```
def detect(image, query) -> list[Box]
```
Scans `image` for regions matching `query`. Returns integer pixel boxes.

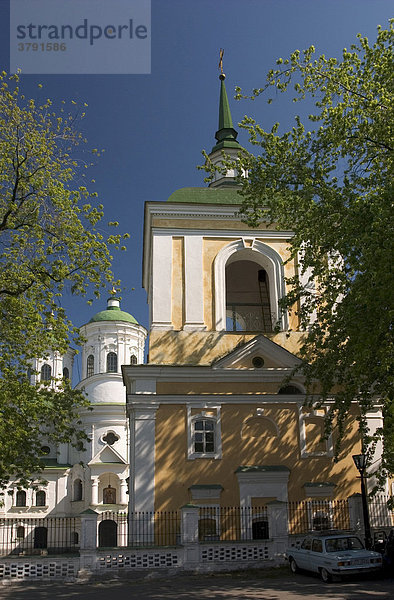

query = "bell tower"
[143,68,301,366]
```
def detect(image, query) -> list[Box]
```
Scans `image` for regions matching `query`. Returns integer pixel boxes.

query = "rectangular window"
[187,407,222,460]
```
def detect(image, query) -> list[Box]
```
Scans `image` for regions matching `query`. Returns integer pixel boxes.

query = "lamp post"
[352,453,372,549]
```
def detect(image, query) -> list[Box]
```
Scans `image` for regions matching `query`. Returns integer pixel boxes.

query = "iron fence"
[198,506,269,542]
[288,496,394,535]
[0,517,80,557]
[288,500,351,534]
[98,511,180,548]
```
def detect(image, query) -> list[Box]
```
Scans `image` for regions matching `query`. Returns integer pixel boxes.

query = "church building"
[121,72,383,517]
[1,72,384,533]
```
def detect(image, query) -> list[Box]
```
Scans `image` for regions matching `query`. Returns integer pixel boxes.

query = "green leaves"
[233,22,393,481]
[0,73,125,488]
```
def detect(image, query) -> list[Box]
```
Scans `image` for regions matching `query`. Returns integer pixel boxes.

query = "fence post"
[79,509,98,574]
[348,493,363,533]
[267,501,288,559]
[180,504,200,569]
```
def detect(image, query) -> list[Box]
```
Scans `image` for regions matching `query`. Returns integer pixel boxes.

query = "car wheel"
[320,567,332,583]
[289,558,299,574]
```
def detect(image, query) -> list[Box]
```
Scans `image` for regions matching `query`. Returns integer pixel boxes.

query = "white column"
[91,476,99,505]
[128,405,158,512]
[119,477,128,505]
[184,236,206,331]
[151,234,173,329]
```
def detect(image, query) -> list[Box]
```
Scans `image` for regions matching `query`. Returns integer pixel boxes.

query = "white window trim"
[214,239,288,332]
[298,406,334,458]
[187,406,222,460]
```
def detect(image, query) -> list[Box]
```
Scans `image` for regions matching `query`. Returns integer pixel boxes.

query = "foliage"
[0,72,127,489]
[213,24,393,479]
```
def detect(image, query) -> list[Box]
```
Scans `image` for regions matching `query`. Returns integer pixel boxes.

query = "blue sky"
[1,0,392,379]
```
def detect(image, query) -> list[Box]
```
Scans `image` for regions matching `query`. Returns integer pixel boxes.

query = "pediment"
[212,335,302,370]
[88,444,127,465]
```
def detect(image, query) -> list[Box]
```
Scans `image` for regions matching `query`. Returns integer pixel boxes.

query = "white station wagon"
[287,533,383,582]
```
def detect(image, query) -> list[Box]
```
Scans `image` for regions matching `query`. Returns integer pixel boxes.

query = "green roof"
[89,305,138,325]
[168,186,243,205]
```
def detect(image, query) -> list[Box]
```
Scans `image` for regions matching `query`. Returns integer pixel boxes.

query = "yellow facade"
[124,188,369,514]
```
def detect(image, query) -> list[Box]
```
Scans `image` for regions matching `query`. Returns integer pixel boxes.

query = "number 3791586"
[18,42,66,51]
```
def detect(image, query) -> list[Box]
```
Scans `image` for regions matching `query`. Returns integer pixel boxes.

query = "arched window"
[106,352,117,373]
[72,531,79,546]
[214,241,288,332]
[16,526,25,539]
[193,419,216,454]
[73,479,83,501]
[130,354,137,365]
[15,490,26,507]
[35,491,46,506]
[87,354,94,377]
[63,367,70,380]
[226,261,272,332]
[40,363,51,382]
[103,485,116,504]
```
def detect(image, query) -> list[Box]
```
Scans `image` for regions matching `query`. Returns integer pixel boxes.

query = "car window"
[325,537,364,552]
[312,539,323,553]
[301,538,312,550]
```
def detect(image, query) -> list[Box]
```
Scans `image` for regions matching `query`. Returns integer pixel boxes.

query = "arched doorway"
[34,526,48,549]
[98,520,117,547]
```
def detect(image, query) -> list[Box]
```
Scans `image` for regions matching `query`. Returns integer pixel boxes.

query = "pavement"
[0,568,393,600]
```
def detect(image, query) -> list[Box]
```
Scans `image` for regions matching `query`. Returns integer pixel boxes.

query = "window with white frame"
[15,490,27,507]
[194,419,215,453]
[35,490,46,506]
[106,352,117,373]
[87,354,94,377]
[40,363,51,382]
[187,407,222,459]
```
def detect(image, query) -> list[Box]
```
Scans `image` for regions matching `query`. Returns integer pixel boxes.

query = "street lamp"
[352,453,372,549]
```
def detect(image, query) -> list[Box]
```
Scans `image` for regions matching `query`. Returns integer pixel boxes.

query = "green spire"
[211,74,241,154]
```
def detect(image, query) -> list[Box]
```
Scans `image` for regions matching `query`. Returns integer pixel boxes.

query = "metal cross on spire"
[218,48,225,80]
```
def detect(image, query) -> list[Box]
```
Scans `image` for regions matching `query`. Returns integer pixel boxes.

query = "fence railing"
[198,506,269,542]
[0,517,80,557]
[1,497,392,555]
[288,500,351,534]
[98,511,181,548]
[288,496,394,535]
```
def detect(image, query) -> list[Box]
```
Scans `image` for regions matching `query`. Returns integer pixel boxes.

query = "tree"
[0,73,127,489]
[217,23,393,482]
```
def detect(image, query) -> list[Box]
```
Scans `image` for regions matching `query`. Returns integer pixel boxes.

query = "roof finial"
[218,48,225,80]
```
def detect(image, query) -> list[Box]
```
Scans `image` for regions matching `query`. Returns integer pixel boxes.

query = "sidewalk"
[0,569,392,600]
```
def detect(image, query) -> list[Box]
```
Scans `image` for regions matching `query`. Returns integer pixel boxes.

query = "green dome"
[89,300,138,325]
